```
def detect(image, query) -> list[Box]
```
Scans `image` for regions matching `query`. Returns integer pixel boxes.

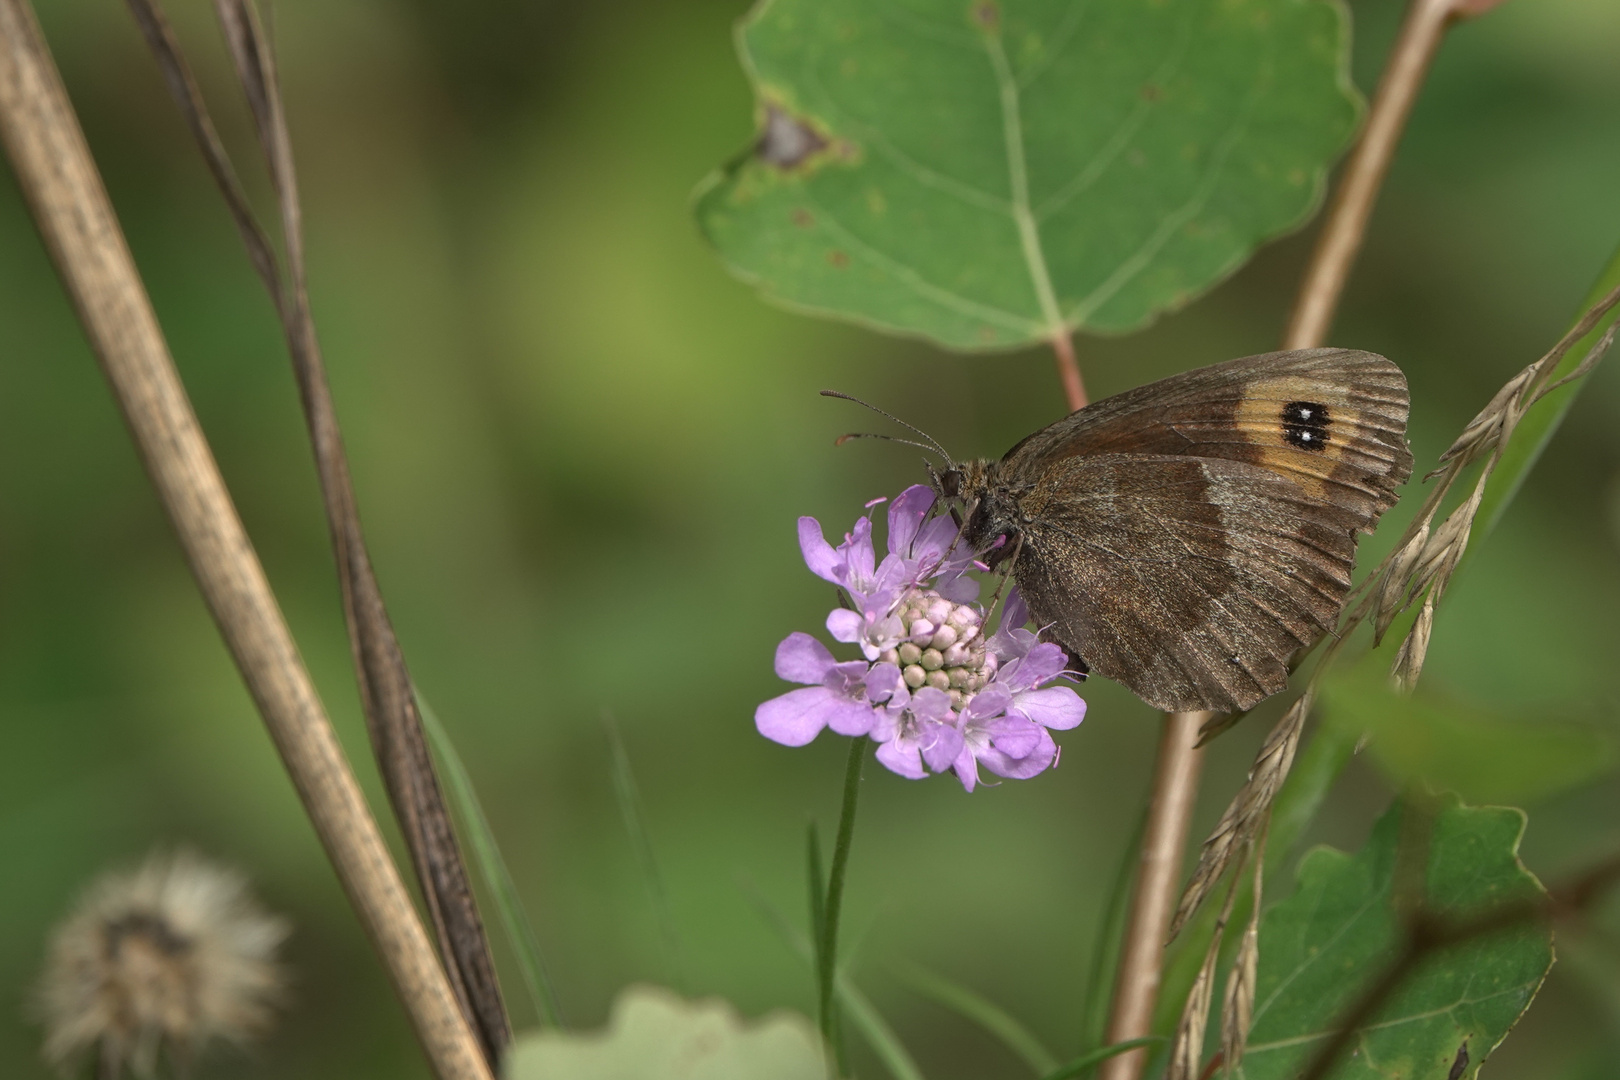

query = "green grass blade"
[807,824,827,973]
[416,693,563,1028]
[836,973,928,1080]
[1476,241,1620,541]
[605,712,685,991]
[889,957,1058,1074]
[742,881,928,1080]
[1035,1037,1163,1080]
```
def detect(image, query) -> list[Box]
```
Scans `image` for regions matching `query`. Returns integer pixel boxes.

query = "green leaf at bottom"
[505,985,824,1080]
[1238,798,1553,1080]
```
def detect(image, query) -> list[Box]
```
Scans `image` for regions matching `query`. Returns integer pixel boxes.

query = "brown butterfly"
[933,348,1412,716]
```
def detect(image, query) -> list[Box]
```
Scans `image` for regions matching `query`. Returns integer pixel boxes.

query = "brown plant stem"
[1284,0,1479,350]
[1052,331,1089,411]
[1098,711,1209,1080]
[0,4,491,1078]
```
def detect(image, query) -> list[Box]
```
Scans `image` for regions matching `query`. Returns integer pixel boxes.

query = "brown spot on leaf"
[791,207,814,228]
[827,250,849,269]
[1447,1042,1470,1080]
[1140,83,1162,102]
[757,105,828,169]
[972,1,1000,29]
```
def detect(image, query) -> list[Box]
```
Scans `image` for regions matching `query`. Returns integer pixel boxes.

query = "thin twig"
[1098,710,1208,1080]
[0,4,491,1078]
[1284,0,1481,350]
[1051,331,1088,411]
[122,0,510,1060]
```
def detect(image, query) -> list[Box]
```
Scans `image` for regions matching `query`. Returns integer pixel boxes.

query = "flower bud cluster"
[877,594,993,707]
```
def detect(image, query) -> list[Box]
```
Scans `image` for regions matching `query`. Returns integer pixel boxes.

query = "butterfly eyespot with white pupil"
[1281,399,1331,452]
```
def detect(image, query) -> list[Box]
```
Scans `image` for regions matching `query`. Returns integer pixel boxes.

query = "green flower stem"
[819,736,870,1061]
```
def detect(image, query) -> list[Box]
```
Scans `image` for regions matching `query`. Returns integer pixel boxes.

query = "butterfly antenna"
[833,432,944,457]
[820,390,953,462]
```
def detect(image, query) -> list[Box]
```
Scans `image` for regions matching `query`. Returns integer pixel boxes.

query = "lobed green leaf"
[1237,798,1553,1080]
[697,0,1361,351]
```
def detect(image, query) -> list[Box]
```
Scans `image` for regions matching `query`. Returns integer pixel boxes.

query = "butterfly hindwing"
[1011,454,1360,714]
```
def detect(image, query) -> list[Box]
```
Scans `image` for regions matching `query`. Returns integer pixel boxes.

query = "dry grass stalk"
[1166,852,1246,1080]
[123,0,510,1060]
[0,3,493,1076]
[1170,696,1305,940]
[1219,825,1267,1077]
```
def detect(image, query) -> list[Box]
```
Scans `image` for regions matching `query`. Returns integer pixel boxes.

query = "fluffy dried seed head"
[34,850,289,1078]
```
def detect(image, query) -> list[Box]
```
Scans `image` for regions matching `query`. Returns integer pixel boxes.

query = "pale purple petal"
[887,485,935,558]
[978,728,1058,780]
[876,737,926,779]
[1017,643,1070,686]
[911,514,960,565]
[935,573,980,603]
[952,746,981,792]
[798,517,843,584]
[1010,686,1087,730]
[822,660,871,698]
[774,632,835,685]
[865,663,904,704]
[920,723,964,773]
[961,685,1011,723]
[910,687,955,724]
[998,641,1069,691]
[985,715,1043,759]
[825,608,863,643]
[1001,588,1030,633]
[844,517,876,588]
[756,687,841,747]
[825,700,879,737]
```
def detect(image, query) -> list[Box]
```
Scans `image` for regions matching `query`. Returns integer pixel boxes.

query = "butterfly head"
[935,458,1024,568]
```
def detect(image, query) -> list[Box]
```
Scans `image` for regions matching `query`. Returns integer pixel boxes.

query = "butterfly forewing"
[980,349,1412,715]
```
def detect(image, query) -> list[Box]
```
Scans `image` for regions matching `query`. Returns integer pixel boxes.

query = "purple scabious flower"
[756,486,1086,791]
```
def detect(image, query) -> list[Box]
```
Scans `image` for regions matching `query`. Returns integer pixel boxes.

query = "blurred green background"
[2,0,1619,1077]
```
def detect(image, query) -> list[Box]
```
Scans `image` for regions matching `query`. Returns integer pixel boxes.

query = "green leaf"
[696,0,1360,350]
[1321,669,1618,806]
[505,985,824,1080]
[1237,798,1553,1080]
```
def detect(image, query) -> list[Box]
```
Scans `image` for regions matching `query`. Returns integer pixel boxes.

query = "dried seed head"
[1167,940,1218,1080]
[34,850,289,1078]
[1373,523,1430,646]
[1220,842,1266,1077]
[1172,698,1305,938]
[1437,365,1534,468]
[1391,596,1436,694]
